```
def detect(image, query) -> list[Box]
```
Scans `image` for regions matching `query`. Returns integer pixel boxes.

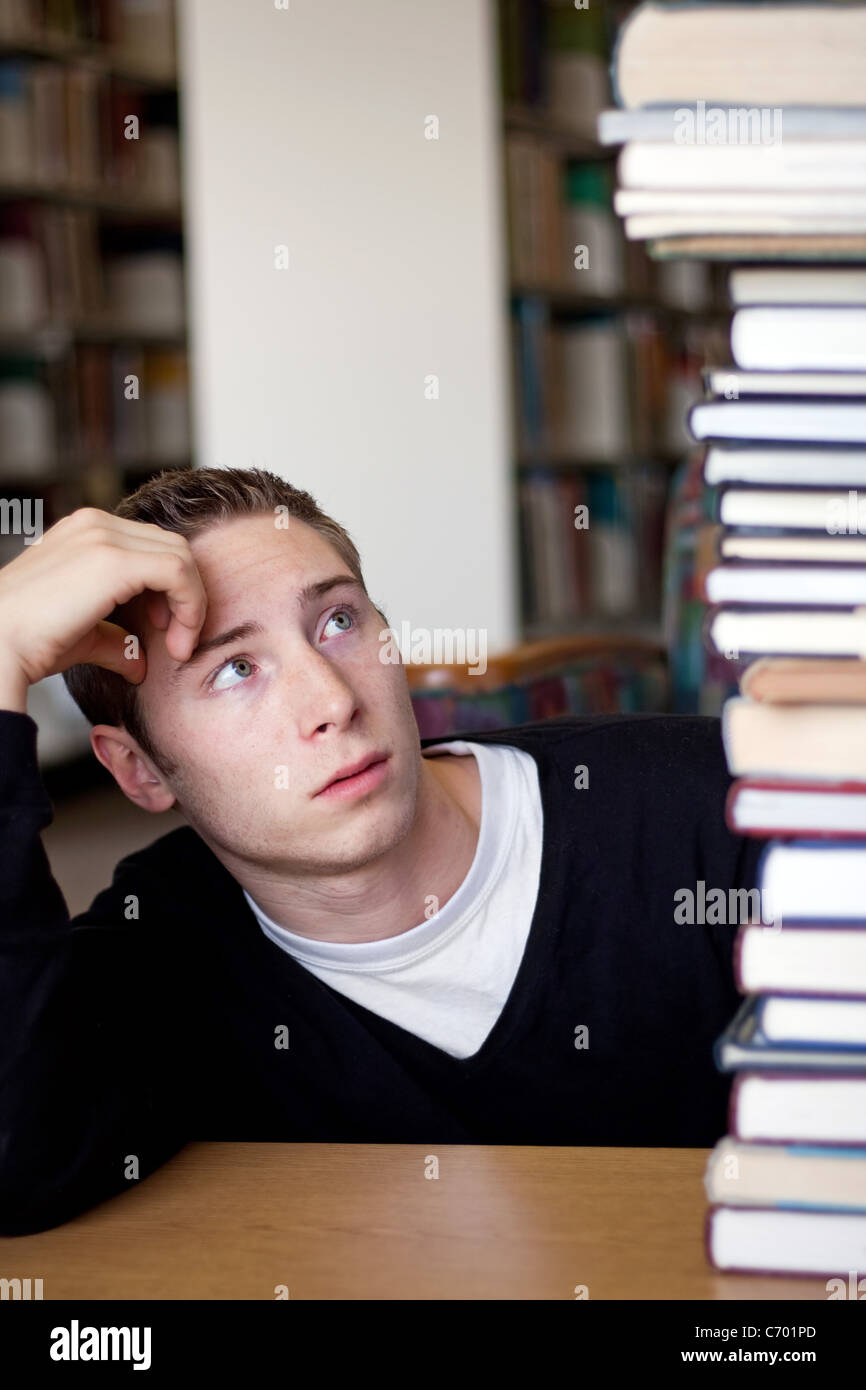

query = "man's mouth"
[314,753,390,799]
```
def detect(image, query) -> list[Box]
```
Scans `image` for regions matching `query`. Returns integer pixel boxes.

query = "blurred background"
[0,0,725,904]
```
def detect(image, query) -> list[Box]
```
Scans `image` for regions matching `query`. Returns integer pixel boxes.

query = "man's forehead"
[190,510,327,555]
[121,516,357,663]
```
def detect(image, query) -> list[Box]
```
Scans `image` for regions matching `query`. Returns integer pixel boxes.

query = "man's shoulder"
[82,821,233,923]
[430,712,726,772]
[111,822,212,874]
[435,714,734,821]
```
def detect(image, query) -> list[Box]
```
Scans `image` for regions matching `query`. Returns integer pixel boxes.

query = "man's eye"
[211,656,255,691]
[323,605,359,636]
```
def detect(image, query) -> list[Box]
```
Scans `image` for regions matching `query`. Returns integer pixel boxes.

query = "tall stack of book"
[600,0,866,262]
[699,266,866,1278]
[600,0,866,1281]
[705,656,866,1278]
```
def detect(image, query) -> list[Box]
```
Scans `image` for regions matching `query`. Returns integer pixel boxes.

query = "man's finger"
[60,620,147,684]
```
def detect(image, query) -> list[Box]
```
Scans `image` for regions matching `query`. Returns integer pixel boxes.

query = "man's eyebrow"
[168,622,265,683]
[168,575,365,681]
[298,574,365,607]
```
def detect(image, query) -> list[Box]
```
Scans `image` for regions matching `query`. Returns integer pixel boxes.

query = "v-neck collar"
[232,723,566,1075]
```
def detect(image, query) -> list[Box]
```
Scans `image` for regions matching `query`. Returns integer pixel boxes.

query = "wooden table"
[0,1145,831,1300]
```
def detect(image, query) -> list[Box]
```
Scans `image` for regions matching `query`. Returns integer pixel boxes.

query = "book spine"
[608,0,644,110]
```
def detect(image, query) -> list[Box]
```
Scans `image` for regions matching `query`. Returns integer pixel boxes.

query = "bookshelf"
[0,0,190,562]
[0,0,189,763]
[497,0,732,645]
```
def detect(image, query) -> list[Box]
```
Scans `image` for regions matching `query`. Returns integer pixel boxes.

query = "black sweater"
[0,709,765,1235]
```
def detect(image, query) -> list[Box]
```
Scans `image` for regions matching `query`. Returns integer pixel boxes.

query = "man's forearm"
[0,710,188,1234]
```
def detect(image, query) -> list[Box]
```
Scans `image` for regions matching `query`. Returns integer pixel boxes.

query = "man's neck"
[228,751,481,944]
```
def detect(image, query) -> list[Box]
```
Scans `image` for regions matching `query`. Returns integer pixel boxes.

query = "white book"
[734,1074,866,1145]
[709,1207,866,1276]
[719,487,866,530]
[762,996,866,1046]
[619,140,866,190]
[729,266,866,306]
[704,370,866,400]
[553,322,630,459]
[627,214,866,239]
[738,924,866,999]
[712,609,866,658]
[721,535,866,562]
[691,401,866,444]
[732,307,866,372]
[616,189,866,216]
[705,444,866,486]
[731,786,866,838]
[762,841,866,921]
[599,106,866,146]
[706,565,866,606]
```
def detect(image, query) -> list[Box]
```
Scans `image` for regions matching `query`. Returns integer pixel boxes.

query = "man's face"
[133,512,422,876]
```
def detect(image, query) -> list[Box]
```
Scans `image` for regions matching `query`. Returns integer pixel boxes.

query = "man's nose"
[287,644,358,735]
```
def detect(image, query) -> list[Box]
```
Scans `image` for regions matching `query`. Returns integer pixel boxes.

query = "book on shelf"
[511,296,698,465]
[499,0,611,137]
[518,466,661,628]
[0,58,180,203]
[0,0,177,71]
[0,340,189,485]
[548,315,631,459]
[0,0,189,518]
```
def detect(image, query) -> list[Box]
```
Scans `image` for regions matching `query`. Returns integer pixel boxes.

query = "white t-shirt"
[242,740,544,1059]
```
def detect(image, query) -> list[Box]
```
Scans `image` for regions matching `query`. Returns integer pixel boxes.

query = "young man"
[0,468,763,1235]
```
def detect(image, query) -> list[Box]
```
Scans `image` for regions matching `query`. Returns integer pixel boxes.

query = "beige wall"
[177,0,517,650]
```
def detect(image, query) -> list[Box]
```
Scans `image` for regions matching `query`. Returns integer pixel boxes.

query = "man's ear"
[90,724,176,812]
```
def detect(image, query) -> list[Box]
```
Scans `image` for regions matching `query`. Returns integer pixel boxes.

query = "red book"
[726,777,866,839]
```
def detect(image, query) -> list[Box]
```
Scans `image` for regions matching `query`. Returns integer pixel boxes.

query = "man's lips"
[314,752,389,797]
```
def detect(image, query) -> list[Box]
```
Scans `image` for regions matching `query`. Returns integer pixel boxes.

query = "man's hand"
[0,508,208,714]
